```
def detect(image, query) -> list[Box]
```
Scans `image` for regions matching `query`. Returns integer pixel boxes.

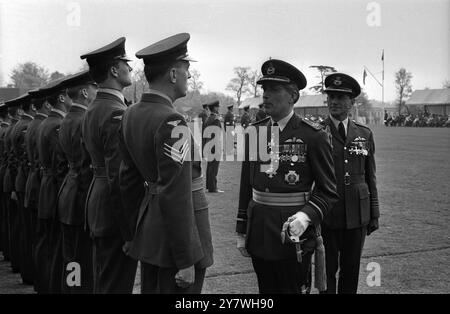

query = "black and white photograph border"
[0,0,449,295]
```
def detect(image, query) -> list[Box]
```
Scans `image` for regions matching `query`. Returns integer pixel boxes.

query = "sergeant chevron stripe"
[163,140,190,164]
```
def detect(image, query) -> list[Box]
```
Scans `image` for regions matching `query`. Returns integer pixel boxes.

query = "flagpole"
[382,49,385,110]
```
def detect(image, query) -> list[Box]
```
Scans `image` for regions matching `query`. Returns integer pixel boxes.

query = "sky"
[0,0,449,103]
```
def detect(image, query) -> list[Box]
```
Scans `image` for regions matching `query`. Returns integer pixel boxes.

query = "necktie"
[338,121,346,141]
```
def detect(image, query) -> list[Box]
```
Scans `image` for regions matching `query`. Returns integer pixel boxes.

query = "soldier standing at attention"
[204,100,224,193]
[321,73,379,294]
[0,100,11,264]
[80,37,137,293]
[36,78,72,293]
[224,104,235,128]
[236,59,338,294]
[240,105,251,129]
[24,88,51,293]
[119,33,213,293]
[199,103,210,128]
[11,93,35,285]
[57,71,98,293]
[3,98,21,273]
[0,102,10,261]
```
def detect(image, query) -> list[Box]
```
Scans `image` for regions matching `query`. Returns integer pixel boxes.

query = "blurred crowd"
[384,112,450,127]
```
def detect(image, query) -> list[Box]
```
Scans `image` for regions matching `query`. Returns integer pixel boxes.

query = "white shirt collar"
[148,89,173,105]
[330,115,349,135]
[271,110,294,132]
[98,88,125,104]
[21,113,34,120]
[36,112,48,119]
[51,108,67,118]
[71,103,88,111]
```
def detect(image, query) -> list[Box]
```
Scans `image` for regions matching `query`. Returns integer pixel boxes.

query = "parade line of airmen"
[0,33,379,294]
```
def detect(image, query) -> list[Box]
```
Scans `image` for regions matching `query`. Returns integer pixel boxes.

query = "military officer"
[236,59,338,294]
[204,100,224,193]
[57,71,97,293]
[0,101,11,261]
[320,73,379,294]
[80,37,137,293]
[36,77,72,293]
[224,104,235,128]
[240,105,251,129]
[25,88,51,293]
[3,98,21,273]
[11,93,35,285]
[199,103,210,127]
[119,33,213,293]
[255,103,268,121]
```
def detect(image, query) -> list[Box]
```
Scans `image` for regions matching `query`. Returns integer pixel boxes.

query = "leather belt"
[144,176,204,195]
[92,166,106,178]
[344,173,365,186]
[252,189,310,207]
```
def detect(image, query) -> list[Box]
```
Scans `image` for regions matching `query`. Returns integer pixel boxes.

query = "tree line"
[5,61,450,118]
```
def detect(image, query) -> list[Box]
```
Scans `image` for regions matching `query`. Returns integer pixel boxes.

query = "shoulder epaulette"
[353,120,371,130]
[301,117,323,131]
[251,116,270,126]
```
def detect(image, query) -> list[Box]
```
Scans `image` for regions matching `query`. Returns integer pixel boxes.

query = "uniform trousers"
[8,197,20,273]
[34,218,52,293]
[61,224,93,293]
[206,160,220,192]
[0,194,10,260]
[47,219,64,293]
[92,234,137,294]
[141,262,206,294]
[251,254,312,294]
[17,192,34,284]
[321,225,367,294]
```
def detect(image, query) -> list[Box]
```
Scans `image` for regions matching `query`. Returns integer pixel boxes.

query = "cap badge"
[334,77,342,86]
[267,64,275,75]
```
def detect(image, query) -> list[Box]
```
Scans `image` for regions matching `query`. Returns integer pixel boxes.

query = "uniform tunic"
[119,92,213,293]
[82,89,137,293]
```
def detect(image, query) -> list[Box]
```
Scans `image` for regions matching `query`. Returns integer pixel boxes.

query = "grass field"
[1,126,449,294]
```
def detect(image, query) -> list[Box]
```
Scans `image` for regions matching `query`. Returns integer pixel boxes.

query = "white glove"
[236,233,250,257]
[288,211,311,237]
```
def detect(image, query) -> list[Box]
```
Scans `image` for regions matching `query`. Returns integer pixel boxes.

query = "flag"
[363,69,367,85]
[381,49,384,61]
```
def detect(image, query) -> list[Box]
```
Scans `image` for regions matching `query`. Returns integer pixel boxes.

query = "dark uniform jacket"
[82,90,130,239]
[3,118,19,194]
[37,109,68,220]
[204,113,222,154]
[236,113,338,260]
[12,113,34,194]
[58,104,92,226]
[198,109,209,128]
[24,113,47,208]
[119,92,208,270]
[240,111,251,129]
[224,111,234,128]
[321,118,379,229]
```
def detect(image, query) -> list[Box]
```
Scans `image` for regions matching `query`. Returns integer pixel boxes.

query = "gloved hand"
[236,233,250,257]
[175,265,195,288]
[367,218,379,236]
[287,211,311,238]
